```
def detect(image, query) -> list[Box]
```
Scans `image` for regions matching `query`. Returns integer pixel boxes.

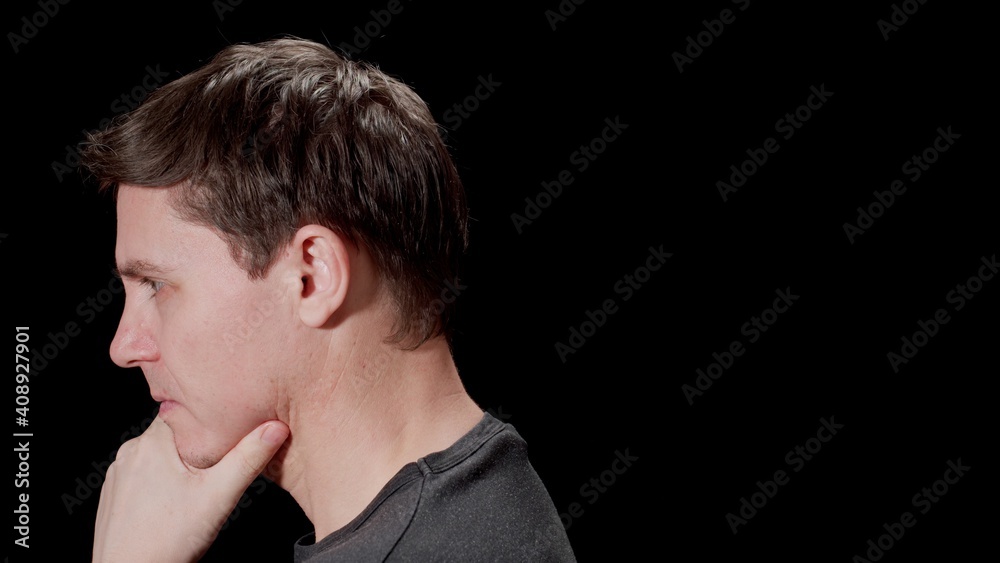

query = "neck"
[269,331,483,540]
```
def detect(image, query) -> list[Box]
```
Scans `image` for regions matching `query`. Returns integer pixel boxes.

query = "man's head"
[81,38,469,467]
[83,37,468,348]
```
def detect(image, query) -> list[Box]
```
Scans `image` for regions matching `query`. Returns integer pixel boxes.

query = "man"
[82,37,575,561]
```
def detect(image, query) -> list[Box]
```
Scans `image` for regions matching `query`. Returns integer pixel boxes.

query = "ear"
[286,225,352,328]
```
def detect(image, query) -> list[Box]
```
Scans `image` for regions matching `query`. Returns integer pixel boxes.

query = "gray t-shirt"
[293,412,576,562]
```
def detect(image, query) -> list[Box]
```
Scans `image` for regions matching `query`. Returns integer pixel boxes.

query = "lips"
[150,391,172,403]
[149,390,180,414]
[158,400,179,415]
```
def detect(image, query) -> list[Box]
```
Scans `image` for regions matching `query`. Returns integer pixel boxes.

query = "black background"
[5,0,995,561]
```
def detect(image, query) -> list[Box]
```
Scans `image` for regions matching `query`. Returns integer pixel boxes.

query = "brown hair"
[80,37,468,348]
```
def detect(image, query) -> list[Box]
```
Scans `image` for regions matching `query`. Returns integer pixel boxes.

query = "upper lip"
[150,391,174,403]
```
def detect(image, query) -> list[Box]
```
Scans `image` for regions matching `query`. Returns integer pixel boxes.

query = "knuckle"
[239,458,260,479]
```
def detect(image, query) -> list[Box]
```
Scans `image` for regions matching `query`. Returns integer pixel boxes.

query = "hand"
[93,417,290,562]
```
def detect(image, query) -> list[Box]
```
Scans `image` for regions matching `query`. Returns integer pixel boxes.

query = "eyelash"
[140,278,165,295]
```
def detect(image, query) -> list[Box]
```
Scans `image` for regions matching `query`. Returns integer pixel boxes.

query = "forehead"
[116,184,184,239]
[117,184,172,218]
[113,185,264,296]
[114,185,208,273]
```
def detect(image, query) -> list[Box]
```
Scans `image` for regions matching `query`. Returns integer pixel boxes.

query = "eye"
[140,278,166,295]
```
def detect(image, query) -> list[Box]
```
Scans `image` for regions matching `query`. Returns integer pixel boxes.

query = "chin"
[170,419,265,470]
[176,442,227,469]
[170,429,234,469]
[187,451,225,469]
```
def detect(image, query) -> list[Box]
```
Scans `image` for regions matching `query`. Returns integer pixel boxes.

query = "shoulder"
[294,413,577,562]
[391,413,577,561]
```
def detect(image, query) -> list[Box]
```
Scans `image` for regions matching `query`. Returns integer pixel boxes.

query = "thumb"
[208,420,290,498]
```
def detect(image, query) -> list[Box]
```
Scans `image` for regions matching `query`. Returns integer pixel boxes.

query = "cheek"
[162,288,286,401]
[161,294,253,380]
[224,287,289,357]
[157,291,283,463]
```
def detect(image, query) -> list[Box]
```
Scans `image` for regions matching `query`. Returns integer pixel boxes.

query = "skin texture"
[109,186,300,469]
[94,185,485,560]
[93,417,289,562]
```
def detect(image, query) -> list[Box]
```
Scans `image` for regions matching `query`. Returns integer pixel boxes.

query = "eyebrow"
[112,260,174,280]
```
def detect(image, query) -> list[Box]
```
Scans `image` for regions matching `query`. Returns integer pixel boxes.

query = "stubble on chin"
[174,436,225,470]
[185,452,222,470]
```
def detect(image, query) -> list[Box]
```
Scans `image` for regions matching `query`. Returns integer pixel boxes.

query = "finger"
[116,416,178,467]
[146,416,194,463]
[208,420,290,497]
[136,415,172,441]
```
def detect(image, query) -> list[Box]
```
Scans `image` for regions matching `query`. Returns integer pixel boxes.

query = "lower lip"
[159,400,179,415]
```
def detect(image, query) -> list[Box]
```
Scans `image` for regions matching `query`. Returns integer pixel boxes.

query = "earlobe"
[292,226,351,328]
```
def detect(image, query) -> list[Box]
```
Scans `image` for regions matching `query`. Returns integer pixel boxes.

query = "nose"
[109,294,159,368]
